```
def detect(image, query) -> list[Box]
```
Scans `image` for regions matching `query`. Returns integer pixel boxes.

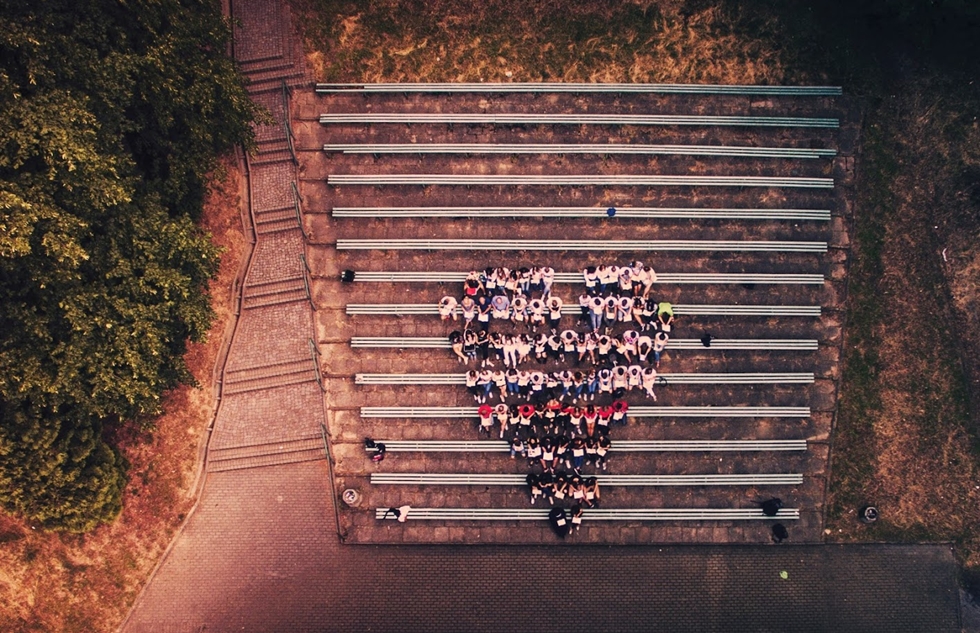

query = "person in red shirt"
[583,405,598,438]
[477,403,494,436]
[612,400,629,426]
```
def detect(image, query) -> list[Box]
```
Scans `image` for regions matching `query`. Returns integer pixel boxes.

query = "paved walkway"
[120,0,963,630]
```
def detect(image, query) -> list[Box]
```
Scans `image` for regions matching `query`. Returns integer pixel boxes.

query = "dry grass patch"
[294,0,800,85]
[0,158,247,633]
[826,79,980,569]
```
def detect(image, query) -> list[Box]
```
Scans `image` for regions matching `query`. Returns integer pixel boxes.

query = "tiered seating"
[332,206,832,220]
[316,82,842,95]
[359,406,811,418]
[336,238,828,251]
[365,439,808,452]
[319,83,837,536]
[323,142,837,158]
[350,271,826,285]
[375,507,802,521]
[346,303,823,317]
[318,112,838,127]
[328,174,833,188]
[370,473,803,486]
[354,372,815,385]
[350,337,820,350]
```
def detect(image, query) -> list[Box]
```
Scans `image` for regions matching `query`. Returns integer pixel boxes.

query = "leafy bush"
[0,0,255,531]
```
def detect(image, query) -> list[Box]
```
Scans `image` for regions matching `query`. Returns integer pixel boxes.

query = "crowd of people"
[441,262,674,413]
[477,399,628,444]
[451,329,671,370]
[438,262,671,332]
[438,262,679,528]
[366,262,678,532]
[465,365,662,403]
[374,261,787,539]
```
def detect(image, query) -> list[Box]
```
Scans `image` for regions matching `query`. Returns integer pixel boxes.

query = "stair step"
[225,357,312,383]
[242,290,308,309]
[250,150,295,166]
[254,208,296,225]
[222,370,317,395]
[246,76,309,95]
[208,447,324,472]
[256,218,301,234]
[210,434,323,462]
[244,276,305,297]
[253,203,294,217]
[256,138,290,154]
[245,68,306,91]
[240,56,294,74]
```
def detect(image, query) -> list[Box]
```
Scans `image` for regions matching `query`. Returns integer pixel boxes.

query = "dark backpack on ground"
[772,523,789,543]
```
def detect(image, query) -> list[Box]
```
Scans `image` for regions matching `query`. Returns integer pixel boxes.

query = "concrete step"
[245,68,306,92]
[240,56,294,74]
[244,276,305,298]
[208,446,324,472]
[223,358,316,394]
[250,150,295,166]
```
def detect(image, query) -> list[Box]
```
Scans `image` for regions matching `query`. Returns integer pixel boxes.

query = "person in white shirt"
[589,295,604,333]
[528,298,546,331]
[503,336,519,368]
[547,296,563,332]
[517,370,532,396]
[597,367,613,394]
[631,296,646,329]
[632,261,656,297]
[582,266,598,295]
[612,365,629,392]
[618,267,632,295]
[603,296,618,331]
[511,295,528,325]
[460,296,477,327]
[596,335,612,364]
[642,366,658,400]
[438,295,458,321]
[653,331,669,368]
[575,333,589,365]
[598,264,617,294]
[541,266,555,297]
[578,293,591,326]
[517,335,532,365]
[531,266,544,293]
[560,329,577,362]
[627,364,643,391]
[617,295,633,323]
[533,334,548,364]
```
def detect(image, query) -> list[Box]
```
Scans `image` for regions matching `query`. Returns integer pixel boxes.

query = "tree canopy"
[0,0,255,531]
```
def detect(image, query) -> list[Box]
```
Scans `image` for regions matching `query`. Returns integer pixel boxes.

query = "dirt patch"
[0,156,248,633]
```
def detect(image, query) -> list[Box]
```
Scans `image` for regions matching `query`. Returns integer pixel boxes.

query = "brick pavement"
[126,452,961,632]
[119,0,963,630]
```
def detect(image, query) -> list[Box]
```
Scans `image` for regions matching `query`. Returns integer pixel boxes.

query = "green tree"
[0,0,255,531]
[0,402,124,532]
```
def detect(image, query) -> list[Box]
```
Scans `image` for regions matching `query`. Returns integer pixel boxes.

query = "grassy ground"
[297,0,798,85]
[824,75,980,575]
[0,158,248,633]
[292,0,980,569]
